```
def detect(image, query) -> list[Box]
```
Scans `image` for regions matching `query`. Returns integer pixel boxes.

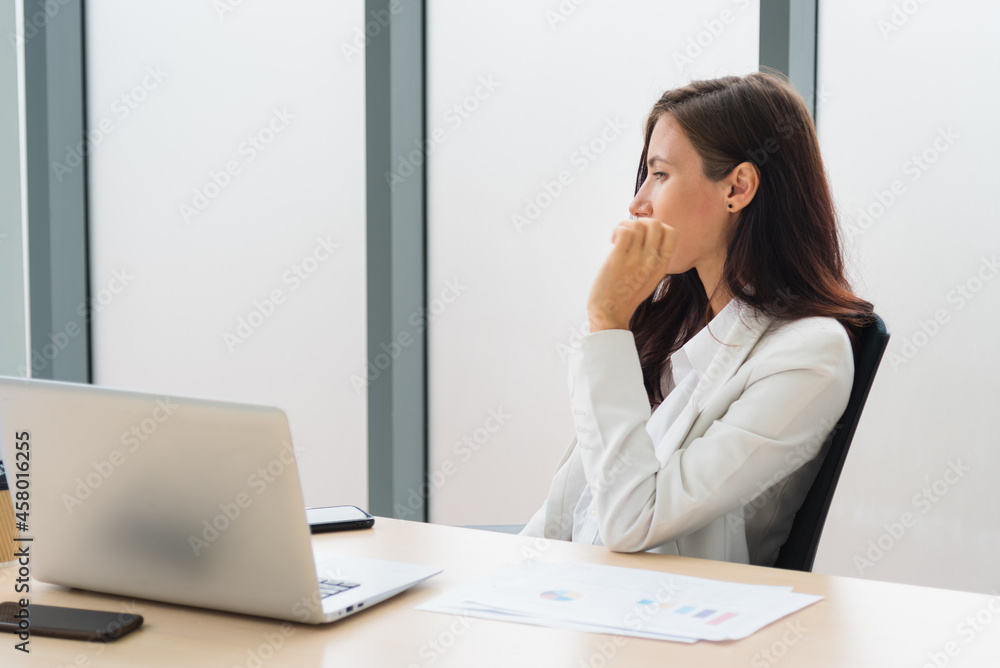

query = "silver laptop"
[0,376,441,624]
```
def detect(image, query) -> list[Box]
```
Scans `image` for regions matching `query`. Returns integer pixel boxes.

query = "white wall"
[427,0,760,525]
[84,1,368,508]
[814,0,1000,593]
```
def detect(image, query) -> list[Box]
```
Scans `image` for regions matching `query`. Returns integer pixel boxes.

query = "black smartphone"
[0,602,143,642]
[306,505,375,533]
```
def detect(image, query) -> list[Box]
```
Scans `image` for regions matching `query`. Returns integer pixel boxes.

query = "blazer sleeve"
[519,500,548,537]
[571,322,853,553]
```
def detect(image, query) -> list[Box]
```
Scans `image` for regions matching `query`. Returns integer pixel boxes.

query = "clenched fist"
[587,218,677,332]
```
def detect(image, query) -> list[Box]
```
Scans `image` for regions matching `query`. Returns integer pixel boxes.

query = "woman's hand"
[587,218,677,332]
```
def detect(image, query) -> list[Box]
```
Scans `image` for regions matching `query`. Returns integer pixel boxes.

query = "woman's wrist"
[587,301,632,332]
[588,318,630,333]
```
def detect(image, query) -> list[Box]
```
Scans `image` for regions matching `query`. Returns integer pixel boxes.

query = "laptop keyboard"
[319,579,361,599]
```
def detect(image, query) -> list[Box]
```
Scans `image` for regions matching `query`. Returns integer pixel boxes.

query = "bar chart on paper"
[417,561,822,642]
[636,599,739,626]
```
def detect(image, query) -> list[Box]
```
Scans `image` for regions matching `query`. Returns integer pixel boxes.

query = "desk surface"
[1,517,998,667]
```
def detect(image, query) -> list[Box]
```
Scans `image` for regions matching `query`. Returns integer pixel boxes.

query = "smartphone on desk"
[0,602,143,641]
[306,505,375,533]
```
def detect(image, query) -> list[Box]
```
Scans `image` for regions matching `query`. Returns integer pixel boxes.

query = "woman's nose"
[628,197,650,219]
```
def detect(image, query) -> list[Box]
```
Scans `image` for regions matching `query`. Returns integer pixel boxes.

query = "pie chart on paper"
[540,590,583,602]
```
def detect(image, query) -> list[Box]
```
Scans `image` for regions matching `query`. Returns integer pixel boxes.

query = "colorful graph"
[654,603,737,625]
[708,612,738,626]
[636,599,673,611]
[540,590,582,602]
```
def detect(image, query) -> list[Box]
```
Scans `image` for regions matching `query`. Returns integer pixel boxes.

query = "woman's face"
[628,114,733,281]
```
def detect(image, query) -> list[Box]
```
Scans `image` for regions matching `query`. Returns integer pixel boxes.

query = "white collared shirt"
[571,298,741,544]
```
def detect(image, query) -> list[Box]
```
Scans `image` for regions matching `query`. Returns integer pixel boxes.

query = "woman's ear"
[724,161,760,213]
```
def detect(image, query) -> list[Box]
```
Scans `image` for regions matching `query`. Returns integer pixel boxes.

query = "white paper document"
[417,561,821,642]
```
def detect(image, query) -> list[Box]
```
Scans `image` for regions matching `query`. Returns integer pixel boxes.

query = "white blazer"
[520,299,854,566]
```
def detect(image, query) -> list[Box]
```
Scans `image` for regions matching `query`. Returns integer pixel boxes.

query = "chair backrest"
[773,312,890,572]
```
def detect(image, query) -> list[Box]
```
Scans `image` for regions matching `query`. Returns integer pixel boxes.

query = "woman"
[520,72,874,567]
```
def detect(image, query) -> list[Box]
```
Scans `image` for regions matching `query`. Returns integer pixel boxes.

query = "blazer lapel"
[690,304,774,411]
[656,304,774,458]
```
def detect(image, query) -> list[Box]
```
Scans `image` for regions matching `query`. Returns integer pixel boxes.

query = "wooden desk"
[1,518,998,667]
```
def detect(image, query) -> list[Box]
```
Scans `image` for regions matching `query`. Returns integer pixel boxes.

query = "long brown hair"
[629,71,873,407]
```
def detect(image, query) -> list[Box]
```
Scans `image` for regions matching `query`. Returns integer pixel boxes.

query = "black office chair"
[772,312,890,572]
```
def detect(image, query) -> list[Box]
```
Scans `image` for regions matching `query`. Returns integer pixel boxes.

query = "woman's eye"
[652,172,667,180]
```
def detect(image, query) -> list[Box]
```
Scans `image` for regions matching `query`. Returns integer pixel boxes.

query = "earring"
[727,204,733,209]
